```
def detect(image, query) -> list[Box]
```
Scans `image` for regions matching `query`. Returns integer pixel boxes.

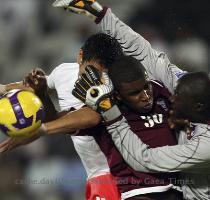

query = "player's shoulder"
[52,62,79,73]
[48,63,79,82]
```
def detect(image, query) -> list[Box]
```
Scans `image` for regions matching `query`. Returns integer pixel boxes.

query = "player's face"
[118,79,154,113]
[170,83,193,120]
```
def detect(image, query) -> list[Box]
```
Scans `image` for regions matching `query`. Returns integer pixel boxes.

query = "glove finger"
[66,7,79,14]
[69,7,85,14]
[85,65,102,85]
[74,79,88,95]
[72,88,86,102]
[102,72,113,88]
[80,74,93,89]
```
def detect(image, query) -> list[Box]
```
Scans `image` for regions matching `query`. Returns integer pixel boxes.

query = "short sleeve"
[46,67,58,89]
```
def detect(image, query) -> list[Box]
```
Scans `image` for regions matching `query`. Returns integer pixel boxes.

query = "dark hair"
[178,72,210,117]
[108,55,147,89]
[81,33,123,67]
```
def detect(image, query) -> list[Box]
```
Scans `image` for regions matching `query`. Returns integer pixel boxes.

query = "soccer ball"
[0,89,45,137]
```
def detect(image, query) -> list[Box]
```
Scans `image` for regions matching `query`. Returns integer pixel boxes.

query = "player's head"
[109,56,154,113]
[171,72,210,123]
[78,33,123,74]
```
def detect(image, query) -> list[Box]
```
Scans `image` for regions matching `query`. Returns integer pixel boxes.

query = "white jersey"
[47,63,110,179]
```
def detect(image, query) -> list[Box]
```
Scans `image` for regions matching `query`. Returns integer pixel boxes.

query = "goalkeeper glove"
[52,0,105,21]
[72,65,115,113]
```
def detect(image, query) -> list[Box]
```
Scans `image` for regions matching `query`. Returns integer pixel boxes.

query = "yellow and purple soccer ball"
[0,89,45,137]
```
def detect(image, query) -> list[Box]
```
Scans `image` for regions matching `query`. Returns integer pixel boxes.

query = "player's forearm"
[98,9,185,93]
[4,82,34,93]
[103,106,210,173]
[43,107,101,135]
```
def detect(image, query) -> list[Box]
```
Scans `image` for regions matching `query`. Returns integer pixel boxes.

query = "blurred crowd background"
[0,0,209,199]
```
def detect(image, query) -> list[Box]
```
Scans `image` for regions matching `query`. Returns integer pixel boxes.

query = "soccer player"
[76,59,210,200]
[0,33,123,200]
[73,58,183,200]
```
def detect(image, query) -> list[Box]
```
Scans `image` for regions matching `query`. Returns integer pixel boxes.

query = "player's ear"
[77,49,83,65]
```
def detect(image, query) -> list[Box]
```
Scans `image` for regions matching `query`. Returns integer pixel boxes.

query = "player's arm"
[0,82,33,95]
[41,106,100,135]
[25,68,101,134]
[53,0,186,93]
[0,69,57,153]
[102,108,210,173]
[98,8,187,93]
[0,106,100,153]
[20,68,58,123]
[0,66,101,153]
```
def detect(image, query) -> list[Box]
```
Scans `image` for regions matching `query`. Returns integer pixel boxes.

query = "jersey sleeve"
[107,113,210,173]
[46,68,57,90]
[98,9,187,93]
[102,106,210,173]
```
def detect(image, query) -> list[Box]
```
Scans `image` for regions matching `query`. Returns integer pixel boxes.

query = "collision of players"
[0,0,210,200]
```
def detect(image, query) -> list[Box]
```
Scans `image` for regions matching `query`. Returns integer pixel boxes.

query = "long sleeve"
[99,9,186,93]
[103,106,210,174]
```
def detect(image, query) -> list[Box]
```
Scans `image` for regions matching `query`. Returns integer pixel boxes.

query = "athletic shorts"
[86,173,121,200]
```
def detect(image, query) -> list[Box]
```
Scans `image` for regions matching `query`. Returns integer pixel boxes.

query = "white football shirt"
[47,63,110,179]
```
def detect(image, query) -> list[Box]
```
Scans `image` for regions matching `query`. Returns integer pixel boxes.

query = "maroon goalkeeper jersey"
[78,80,179,193]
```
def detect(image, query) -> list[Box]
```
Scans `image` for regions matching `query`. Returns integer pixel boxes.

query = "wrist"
[38,124,47,136]
[92,1,103,13]
[101,105,122,122]
[95,6,108,24]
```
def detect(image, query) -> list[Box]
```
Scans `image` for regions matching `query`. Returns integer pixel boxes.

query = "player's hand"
[72,65,115,113]
[0,124,46,153]
[168,110,191,134]
[0,135,39,153]
[23,68,47,97]
[52,0,104,20]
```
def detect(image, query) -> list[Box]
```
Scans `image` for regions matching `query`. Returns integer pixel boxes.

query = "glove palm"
[72,65,114,113]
